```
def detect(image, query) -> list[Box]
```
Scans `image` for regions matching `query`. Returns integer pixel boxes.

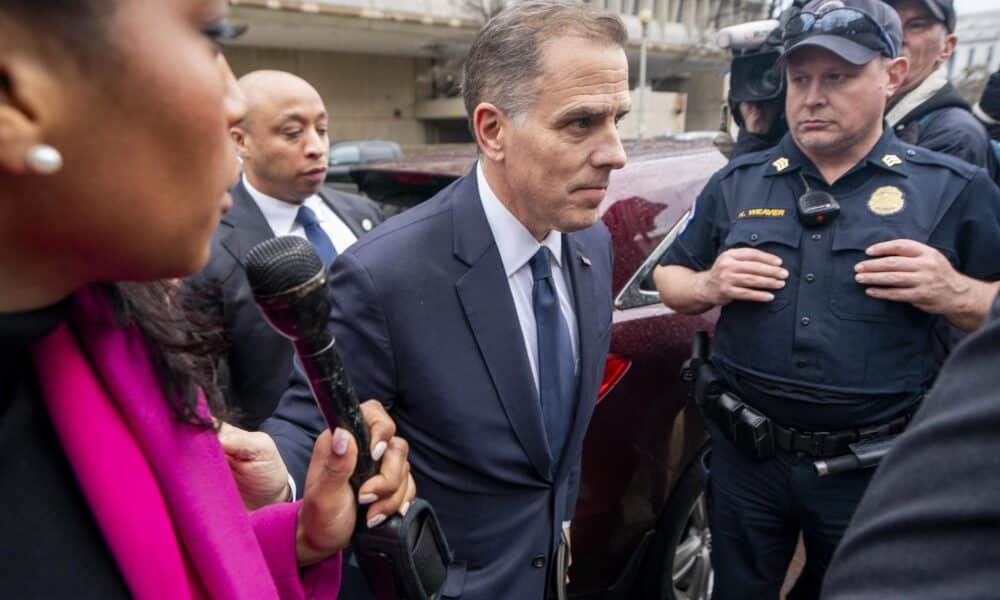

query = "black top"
[823,293,1000,598]
[661,127,1000,429]
[891,82,1000,183]
[0,300,130,598]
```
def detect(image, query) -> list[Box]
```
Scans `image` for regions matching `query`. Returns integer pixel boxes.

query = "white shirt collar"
[243,173,320,236]
[476,161,562,278]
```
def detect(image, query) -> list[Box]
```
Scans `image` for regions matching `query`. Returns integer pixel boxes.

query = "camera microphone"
[716,19,780,50]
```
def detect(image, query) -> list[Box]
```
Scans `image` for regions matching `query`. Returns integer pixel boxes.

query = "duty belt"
[702,390,913,461]
[680,331,914,462]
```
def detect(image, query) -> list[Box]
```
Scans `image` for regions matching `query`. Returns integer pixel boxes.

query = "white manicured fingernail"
[359,493,379,505]
[332,428,350,456]
[367,514,387,528]
[400,501,411,517]
[372,441,388,461]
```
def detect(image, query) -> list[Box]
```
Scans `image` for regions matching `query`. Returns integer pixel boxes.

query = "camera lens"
[747,65,781,98]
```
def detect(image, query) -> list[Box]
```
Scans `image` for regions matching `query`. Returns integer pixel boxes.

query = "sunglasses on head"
[784,8,897,58]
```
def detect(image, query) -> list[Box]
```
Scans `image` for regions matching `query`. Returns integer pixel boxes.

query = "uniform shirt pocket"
[829,223,929,322]
[723,219,801,312]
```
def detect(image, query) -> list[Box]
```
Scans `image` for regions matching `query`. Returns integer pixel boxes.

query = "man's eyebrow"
[557,105,629,121]
[276,111,327,125]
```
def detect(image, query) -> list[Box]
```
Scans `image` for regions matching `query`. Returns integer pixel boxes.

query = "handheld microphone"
[245,236,373,486]
[245,236,451,600]
[716,19,780,50]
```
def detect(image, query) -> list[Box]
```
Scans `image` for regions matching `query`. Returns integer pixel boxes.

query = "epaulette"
[715,146,775,180]
[899,143,980,181]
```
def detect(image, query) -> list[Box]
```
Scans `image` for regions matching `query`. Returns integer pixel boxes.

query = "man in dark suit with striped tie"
[188,70,382,436]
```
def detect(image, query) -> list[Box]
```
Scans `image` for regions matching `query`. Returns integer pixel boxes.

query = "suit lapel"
[559,233,601,478]
[319,189,366,239]
[451,174,554,481]
[221,181,276,264]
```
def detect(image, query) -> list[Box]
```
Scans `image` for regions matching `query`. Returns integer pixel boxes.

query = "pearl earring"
[25,144,63,175]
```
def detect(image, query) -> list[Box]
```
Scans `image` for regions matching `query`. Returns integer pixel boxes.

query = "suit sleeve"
[822,297,1000,599]
[250,501,343,599]
[261,249,398,492]
[324,251,398,407]
[566,232,614,521]
[183,235,241,415]
[564,455,582,520]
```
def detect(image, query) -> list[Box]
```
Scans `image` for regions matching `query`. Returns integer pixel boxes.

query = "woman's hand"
[295,401,416,566]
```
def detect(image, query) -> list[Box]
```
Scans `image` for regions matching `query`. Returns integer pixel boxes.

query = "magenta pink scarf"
[32,305,206,598]
[28,285,342,599]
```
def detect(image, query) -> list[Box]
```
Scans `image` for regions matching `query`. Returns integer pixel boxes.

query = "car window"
[615,209,691,310]
[363,143,400,162]
[330,145,361,165]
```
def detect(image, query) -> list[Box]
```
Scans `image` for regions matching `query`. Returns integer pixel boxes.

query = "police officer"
[653,0,1000,597]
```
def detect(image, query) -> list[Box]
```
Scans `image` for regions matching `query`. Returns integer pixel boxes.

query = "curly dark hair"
[109,282,227,428]
[3,0,227,426]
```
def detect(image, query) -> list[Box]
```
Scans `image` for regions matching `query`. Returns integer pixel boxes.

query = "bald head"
[237,70,324,132]
[230,70,330,203]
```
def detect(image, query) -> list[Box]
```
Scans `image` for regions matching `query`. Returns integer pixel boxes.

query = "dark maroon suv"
[343,136,725,600]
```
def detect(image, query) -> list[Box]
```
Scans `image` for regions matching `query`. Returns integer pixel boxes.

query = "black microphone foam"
[246,235,323,299]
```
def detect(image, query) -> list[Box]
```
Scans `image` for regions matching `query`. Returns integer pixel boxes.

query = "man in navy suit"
[263,2,629,597]
[189,70,382,434]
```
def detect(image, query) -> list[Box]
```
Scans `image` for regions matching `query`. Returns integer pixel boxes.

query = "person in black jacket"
[973,68,1000,143]
[884,0,999,182]
[822,294,1000,599]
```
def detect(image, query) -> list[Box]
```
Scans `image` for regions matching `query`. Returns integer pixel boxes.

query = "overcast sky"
[954,0,998,15]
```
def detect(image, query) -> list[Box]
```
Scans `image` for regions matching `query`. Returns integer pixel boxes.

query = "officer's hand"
[699,247,789,306]
[739,101,779,135]
[855,239,966,312]
[357,400,417,529]
[218,422,291,510]
[856,239,997,331]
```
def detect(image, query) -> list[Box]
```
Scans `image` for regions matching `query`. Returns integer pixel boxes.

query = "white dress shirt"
[243,174,358,253]
[476,162,580,393]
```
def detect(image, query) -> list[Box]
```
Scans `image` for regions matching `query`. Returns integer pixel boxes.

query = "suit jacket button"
[532,555,546,569]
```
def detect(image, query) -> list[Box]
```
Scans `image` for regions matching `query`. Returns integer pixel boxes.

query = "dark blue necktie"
[530,247,577,467]
[295,205,337,267]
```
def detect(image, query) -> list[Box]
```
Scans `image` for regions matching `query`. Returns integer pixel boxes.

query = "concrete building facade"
[227,0,768,144]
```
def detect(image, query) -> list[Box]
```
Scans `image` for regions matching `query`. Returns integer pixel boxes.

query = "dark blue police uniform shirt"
[661,128,1000,430]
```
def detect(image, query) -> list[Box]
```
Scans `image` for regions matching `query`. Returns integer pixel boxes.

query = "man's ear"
[885,56,910,99]
[939,33,958,63]
[230,125,250,159]
[473,103,507,163]
[0,59,51,175]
